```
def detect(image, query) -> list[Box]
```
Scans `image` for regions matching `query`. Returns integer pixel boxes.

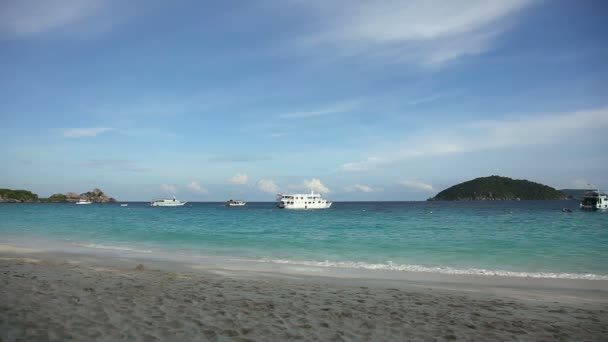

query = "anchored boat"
[225,199,246,206]
[580,190,608,210]
[277,190,332,209]
[150,196,186,207]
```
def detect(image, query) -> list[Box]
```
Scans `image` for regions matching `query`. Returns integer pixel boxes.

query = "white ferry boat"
[75,199,92,205]
[225,199,246,206]
[150,196,186,207]
[579,190,608,210]
[277,191,332,209]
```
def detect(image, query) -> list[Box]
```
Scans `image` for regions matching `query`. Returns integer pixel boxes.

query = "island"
[0,188,117,203]
[429,175,567,201]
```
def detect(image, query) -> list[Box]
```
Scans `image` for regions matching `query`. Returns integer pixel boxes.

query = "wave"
[258,258,608,280]
[73,243,152,254]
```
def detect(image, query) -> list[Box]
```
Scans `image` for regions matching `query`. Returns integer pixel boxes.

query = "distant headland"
[0,188,117,203]
[429,176,567,201]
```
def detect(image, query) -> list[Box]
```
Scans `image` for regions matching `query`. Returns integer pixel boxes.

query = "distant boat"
[225,199,246,206]
[150,196,186,207]
[120,204,128,207]
[580,189,608,211]
[277,190,332,209]
[76,199,92,205]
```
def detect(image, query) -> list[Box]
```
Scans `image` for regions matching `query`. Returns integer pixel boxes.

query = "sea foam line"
[73,243,152,254]
[258,259,608,280]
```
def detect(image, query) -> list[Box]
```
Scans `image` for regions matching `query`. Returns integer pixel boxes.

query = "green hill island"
[0,188,116,203]
[429,176,567,201]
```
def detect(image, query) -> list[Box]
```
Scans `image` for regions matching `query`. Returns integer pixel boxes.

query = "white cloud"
[399,180,435,192]
[257,179,280,194]
[0,0,109,37]
[187,181,208,193]
[288,0,533,66]
[341,107,608,172]
[228,173,248,184]
[62,127,113,138]
[345,184,383,193]
[298,178,331,193]
[160,184,177,195]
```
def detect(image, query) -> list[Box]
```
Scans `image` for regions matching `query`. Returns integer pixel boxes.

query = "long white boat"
[580,190,608,210]
[277,191,332,209]
[150,196,186,207]
[75,199,92,205]
[225,199,246,206]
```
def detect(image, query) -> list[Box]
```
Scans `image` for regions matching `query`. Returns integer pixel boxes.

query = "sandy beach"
[1,247,607,341]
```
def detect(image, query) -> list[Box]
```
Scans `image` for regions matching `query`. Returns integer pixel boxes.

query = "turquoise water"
[1,201,607,279]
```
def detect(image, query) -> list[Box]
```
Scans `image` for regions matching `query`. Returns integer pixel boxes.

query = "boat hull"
[150,202,186,207]
[580,204,608,211]
[278,202,332,210]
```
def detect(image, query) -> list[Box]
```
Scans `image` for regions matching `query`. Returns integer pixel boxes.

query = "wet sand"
[1,248,607,341]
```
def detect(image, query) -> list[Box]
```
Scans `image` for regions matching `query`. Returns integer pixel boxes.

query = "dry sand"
[1,250,607,341]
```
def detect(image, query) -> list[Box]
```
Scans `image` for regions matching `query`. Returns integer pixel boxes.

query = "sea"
[1,201,607,280]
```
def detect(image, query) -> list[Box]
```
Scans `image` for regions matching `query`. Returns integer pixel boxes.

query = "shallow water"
[1,201,606,279]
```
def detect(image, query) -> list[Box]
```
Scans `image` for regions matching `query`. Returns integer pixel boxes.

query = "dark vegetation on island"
[429,176,567,201]
[0,188,116,203]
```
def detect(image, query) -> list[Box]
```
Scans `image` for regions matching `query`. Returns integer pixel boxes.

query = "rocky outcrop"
[78,188,116,203]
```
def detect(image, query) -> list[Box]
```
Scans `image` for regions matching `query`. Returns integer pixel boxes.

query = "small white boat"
[225,199,246,206]
[76,199,92,205]
[277,190,332,209]
[150,196,186,207]
[120,204,128,207]
[580,189,608,210]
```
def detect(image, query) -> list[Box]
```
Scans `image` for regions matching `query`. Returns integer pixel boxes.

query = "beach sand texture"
[1,256,607,341]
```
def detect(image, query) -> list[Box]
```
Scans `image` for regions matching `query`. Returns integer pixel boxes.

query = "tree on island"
[0,189,39,202]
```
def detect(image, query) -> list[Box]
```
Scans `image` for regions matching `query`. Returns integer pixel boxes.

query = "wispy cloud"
[257,179,280,194]
[0,0,110,37]
[209,155,272,163]
[82,159,149,172]
[187,181,208,193]
[340,107,608,172]
[62,127,113,138]
[344,184,383,193]
[406,91,460,106]
[288,0,534,66]
[160,184,177,195]
[279,102,357,119]
[399,180,435,192]
[341,157,385,172]
[228,173,248,185]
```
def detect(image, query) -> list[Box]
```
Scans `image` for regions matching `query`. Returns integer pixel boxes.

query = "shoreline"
[2,244,608,304]
[2,248,607,341]
[2,237,608,282]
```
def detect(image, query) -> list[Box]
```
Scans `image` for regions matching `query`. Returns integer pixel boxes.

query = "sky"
[0,0,607,201]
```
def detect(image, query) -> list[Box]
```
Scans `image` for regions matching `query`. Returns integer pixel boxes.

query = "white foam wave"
[74,243,152,254]
[258,259,608,280]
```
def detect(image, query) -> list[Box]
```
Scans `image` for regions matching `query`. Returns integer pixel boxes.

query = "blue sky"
[1,0,607,201]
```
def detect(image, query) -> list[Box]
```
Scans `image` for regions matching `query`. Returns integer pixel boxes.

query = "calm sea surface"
[1,201,606,279]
